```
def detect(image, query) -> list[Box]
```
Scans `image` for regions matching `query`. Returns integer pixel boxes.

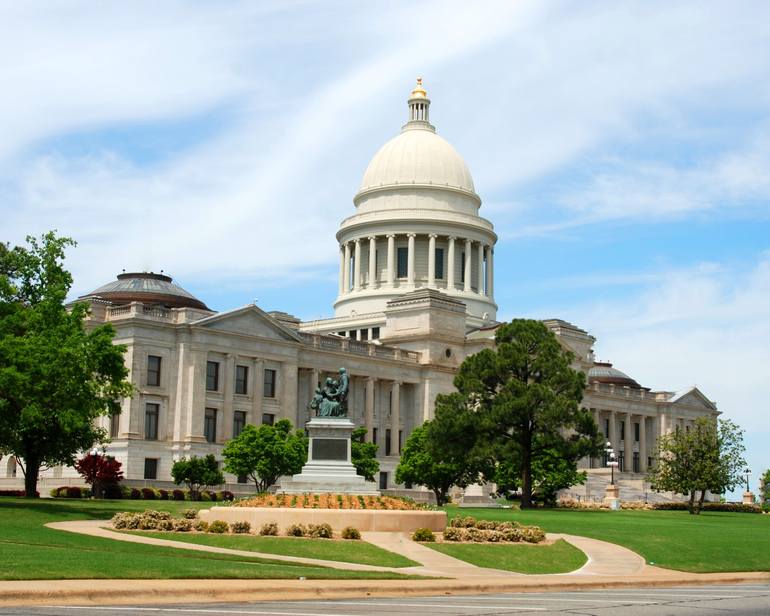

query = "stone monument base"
[743,491,755,505]
[603,484,621,510]
[278,417,379,495]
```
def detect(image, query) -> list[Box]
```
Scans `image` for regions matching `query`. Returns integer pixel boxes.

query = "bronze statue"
[309,367,349,417]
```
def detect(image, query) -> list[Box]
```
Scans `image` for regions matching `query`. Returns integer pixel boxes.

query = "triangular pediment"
[669,386,718,411]
[191,305,303,342]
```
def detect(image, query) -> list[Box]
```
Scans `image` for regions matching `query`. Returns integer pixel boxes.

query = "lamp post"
[605,441,619,486]
[603,441,621,509]
[745,468,751,492]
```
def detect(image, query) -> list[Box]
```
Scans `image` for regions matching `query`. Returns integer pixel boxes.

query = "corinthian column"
[447,236,456,290]
[387,234,395,287]
[407,233,416,287]
[368,236,377,288]
[390,381,400,456]
[486,246,493,297]
[464,239,472,292]
[343,242,350,293]
[353,239,361,291]
[428,234,437,287]
[477,242,484,294]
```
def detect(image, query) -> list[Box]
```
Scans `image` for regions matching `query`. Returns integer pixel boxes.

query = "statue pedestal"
[603,484,621,510]
[743,491,755,505]
[278,417,379,495]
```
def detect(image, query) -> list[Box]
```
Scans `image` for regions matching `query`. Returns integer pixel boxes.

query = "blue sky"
[2,1,769,495]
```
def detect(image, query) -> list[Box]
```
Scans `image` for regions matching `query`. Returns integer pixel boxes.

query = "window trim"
[147,355,162,387]
[263,368,277,398]
[204,407,218,443]
[206,361,220,392]
[235,365,249,396]
[144,402,159,441]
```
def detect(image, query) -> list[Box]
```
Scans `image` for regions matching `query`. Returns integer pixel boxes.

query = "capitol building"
[1,81,719,500]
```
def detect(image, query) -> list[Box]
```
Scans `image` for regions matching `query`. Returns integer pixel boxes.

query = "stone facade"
[0,81,719,500]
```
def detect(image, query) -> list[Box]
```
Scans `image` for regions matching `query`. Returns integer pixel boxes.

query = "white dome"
[358,127,476,196]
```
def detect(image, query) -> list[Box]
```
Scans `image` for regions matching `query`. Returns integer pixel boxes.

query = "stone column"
[252,359,264,423]
[281,363,299,426]
[464,238,472,292]
[447,236,456,290]
[390,381,400,456]
[407,233,416,287]
[309,368,319,423]
[387,234,395,286]
[185,349,207,442]
[486,246,494,297]
[477,242,484,294]
[338,247,344,296]
[624,413,632,473]
[609,410,618,455]
[659,412,667,437]
[368,236,377,288]
[343,242,350,293]
[428,234,437,287]
[353,239,361,291]
[365,376,375,442]
[223,353,235,440]
[639,416,648,473]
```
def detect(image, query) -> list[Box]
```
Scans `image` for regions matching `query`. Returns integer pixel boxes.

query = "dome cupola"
[79,271,209,311]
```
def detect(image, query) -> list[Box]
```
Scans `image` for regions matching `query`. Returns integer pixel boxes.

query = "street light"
[745,468,751,493]
[605,441,619,486]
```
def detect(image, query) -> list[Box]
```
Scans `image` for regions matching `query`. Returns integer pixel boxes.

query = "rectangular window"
[379,471,388,490]
[206,361,219,391]
[147,355,161,386]
[385,428,392,456]
[262,413,275,425]
[620,422,625,441]
[372,427,378,445]
[360,328,368,341]
[143,458,158,480]
[397,247,408,278]
[204,408,217,443]
[263,369,277,398]
[634,422,640,442]
[633,452,640,473]
[618,453,624,472]
[237,474,248,484]
[348,330,357,340]
[372,327,380,339]
[398,429,403,454]
[460,251,465,282]
[603,418,609,438]
[337,331,345,336]
[435,247,444,279]
[109,412,120,438]
[144,403,159,440]
[233,411,246,437]
[235,365,249,395]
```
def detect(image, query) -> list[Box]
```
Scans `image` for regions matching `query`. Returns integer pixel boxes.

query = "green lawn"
[0,498,417,580]
[136,532,418,568]
[448,506,770,573]
[427,538,586,574]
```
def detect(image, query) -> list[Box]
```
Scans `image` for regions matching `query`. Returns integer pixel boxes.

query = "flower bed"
[50,486,234,501]
[233,493,422,510]
[443,516,546,543]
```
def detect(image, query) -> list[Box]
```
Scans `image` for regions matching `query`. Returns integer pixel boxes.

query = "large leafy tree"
[74,451,124,499]
[396,394,483,505]
[351,426,379,482]
[760,469,770,504]
[648,416,746,514]
[170,454,225,500]
[454,319,602,508]
[0,233,133,497]
[222,419,307,492]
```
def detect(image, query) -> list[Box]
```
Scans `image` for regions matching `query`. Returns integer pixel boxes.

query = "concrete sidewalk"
[0,520,768,607]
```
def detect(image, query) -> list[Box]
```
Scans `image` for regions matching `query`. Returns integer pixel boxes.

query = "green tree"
[222,419,307,492]
[170,454,225,500]
[760,469,770,503]
[648,417,746,514]
[396,396,483,505]
[453,319,602,508]
[0,232,133,497]
[351,426,379,481]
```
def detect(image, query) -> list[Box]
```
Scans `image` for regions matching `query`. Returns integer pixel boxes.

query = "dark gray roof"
[81,272,209,310]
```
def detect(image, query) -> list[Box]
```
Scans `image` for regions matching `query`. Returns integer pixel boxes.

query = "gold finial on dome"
[410,77,427,99]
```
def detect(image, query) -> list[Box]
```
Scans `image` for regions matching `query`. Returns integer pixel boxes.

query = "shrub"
[449,516,478,528]
[57,486,84,498]
[194,520,209,532]
[260,522,279,536]
[172,489,186,501]
[466,527,486,542]
[442,527,465,542]
[157,519,174,531]
[204,490,218,502]
[2,489,38,497]
[173,518,193,532]
[521,526,546,543]
[130,488,141,500]
[285,524,307,537]
[307,523,333,539]
[475,519,497,530]
[111,512,133,529]
[182,509,199,520]
[49,488,60,498]
[141,487,156,500]
[218,490,235,502]
[502,528,522,542]
[412,528,435,542]
[103,484,123,499]
[341,526,361,540]
[158,489,170,500]
[486,530,503,543]
[230,521,251,534]
[200,491,212,502]
[653,501,761,513]
[208,520,229,534]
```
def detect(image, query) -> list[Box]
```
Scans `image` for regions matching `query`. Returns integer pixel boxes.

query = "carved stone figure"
[309,368,349,417]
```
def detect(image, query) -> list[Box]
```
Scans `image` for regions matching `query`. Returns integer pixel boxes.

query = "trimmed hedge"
[0,489,39,497]
[51,486,235,501]
[653,502,761,513]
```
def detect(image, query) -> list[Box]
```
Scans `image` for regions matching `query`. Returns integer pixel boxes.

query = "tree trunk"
[697,489,707,513]
[688,490,698,514]
[520,436,533,508]
[24,458,40,498]
[433,489,445,507]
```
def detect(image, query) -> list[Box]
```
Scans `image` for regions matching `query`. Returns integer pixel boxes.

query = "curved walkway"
[48,520,649,578]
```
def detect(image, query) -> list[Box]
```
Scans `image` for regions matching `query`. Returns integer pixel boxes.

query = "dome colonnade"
[333,79,497,327]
